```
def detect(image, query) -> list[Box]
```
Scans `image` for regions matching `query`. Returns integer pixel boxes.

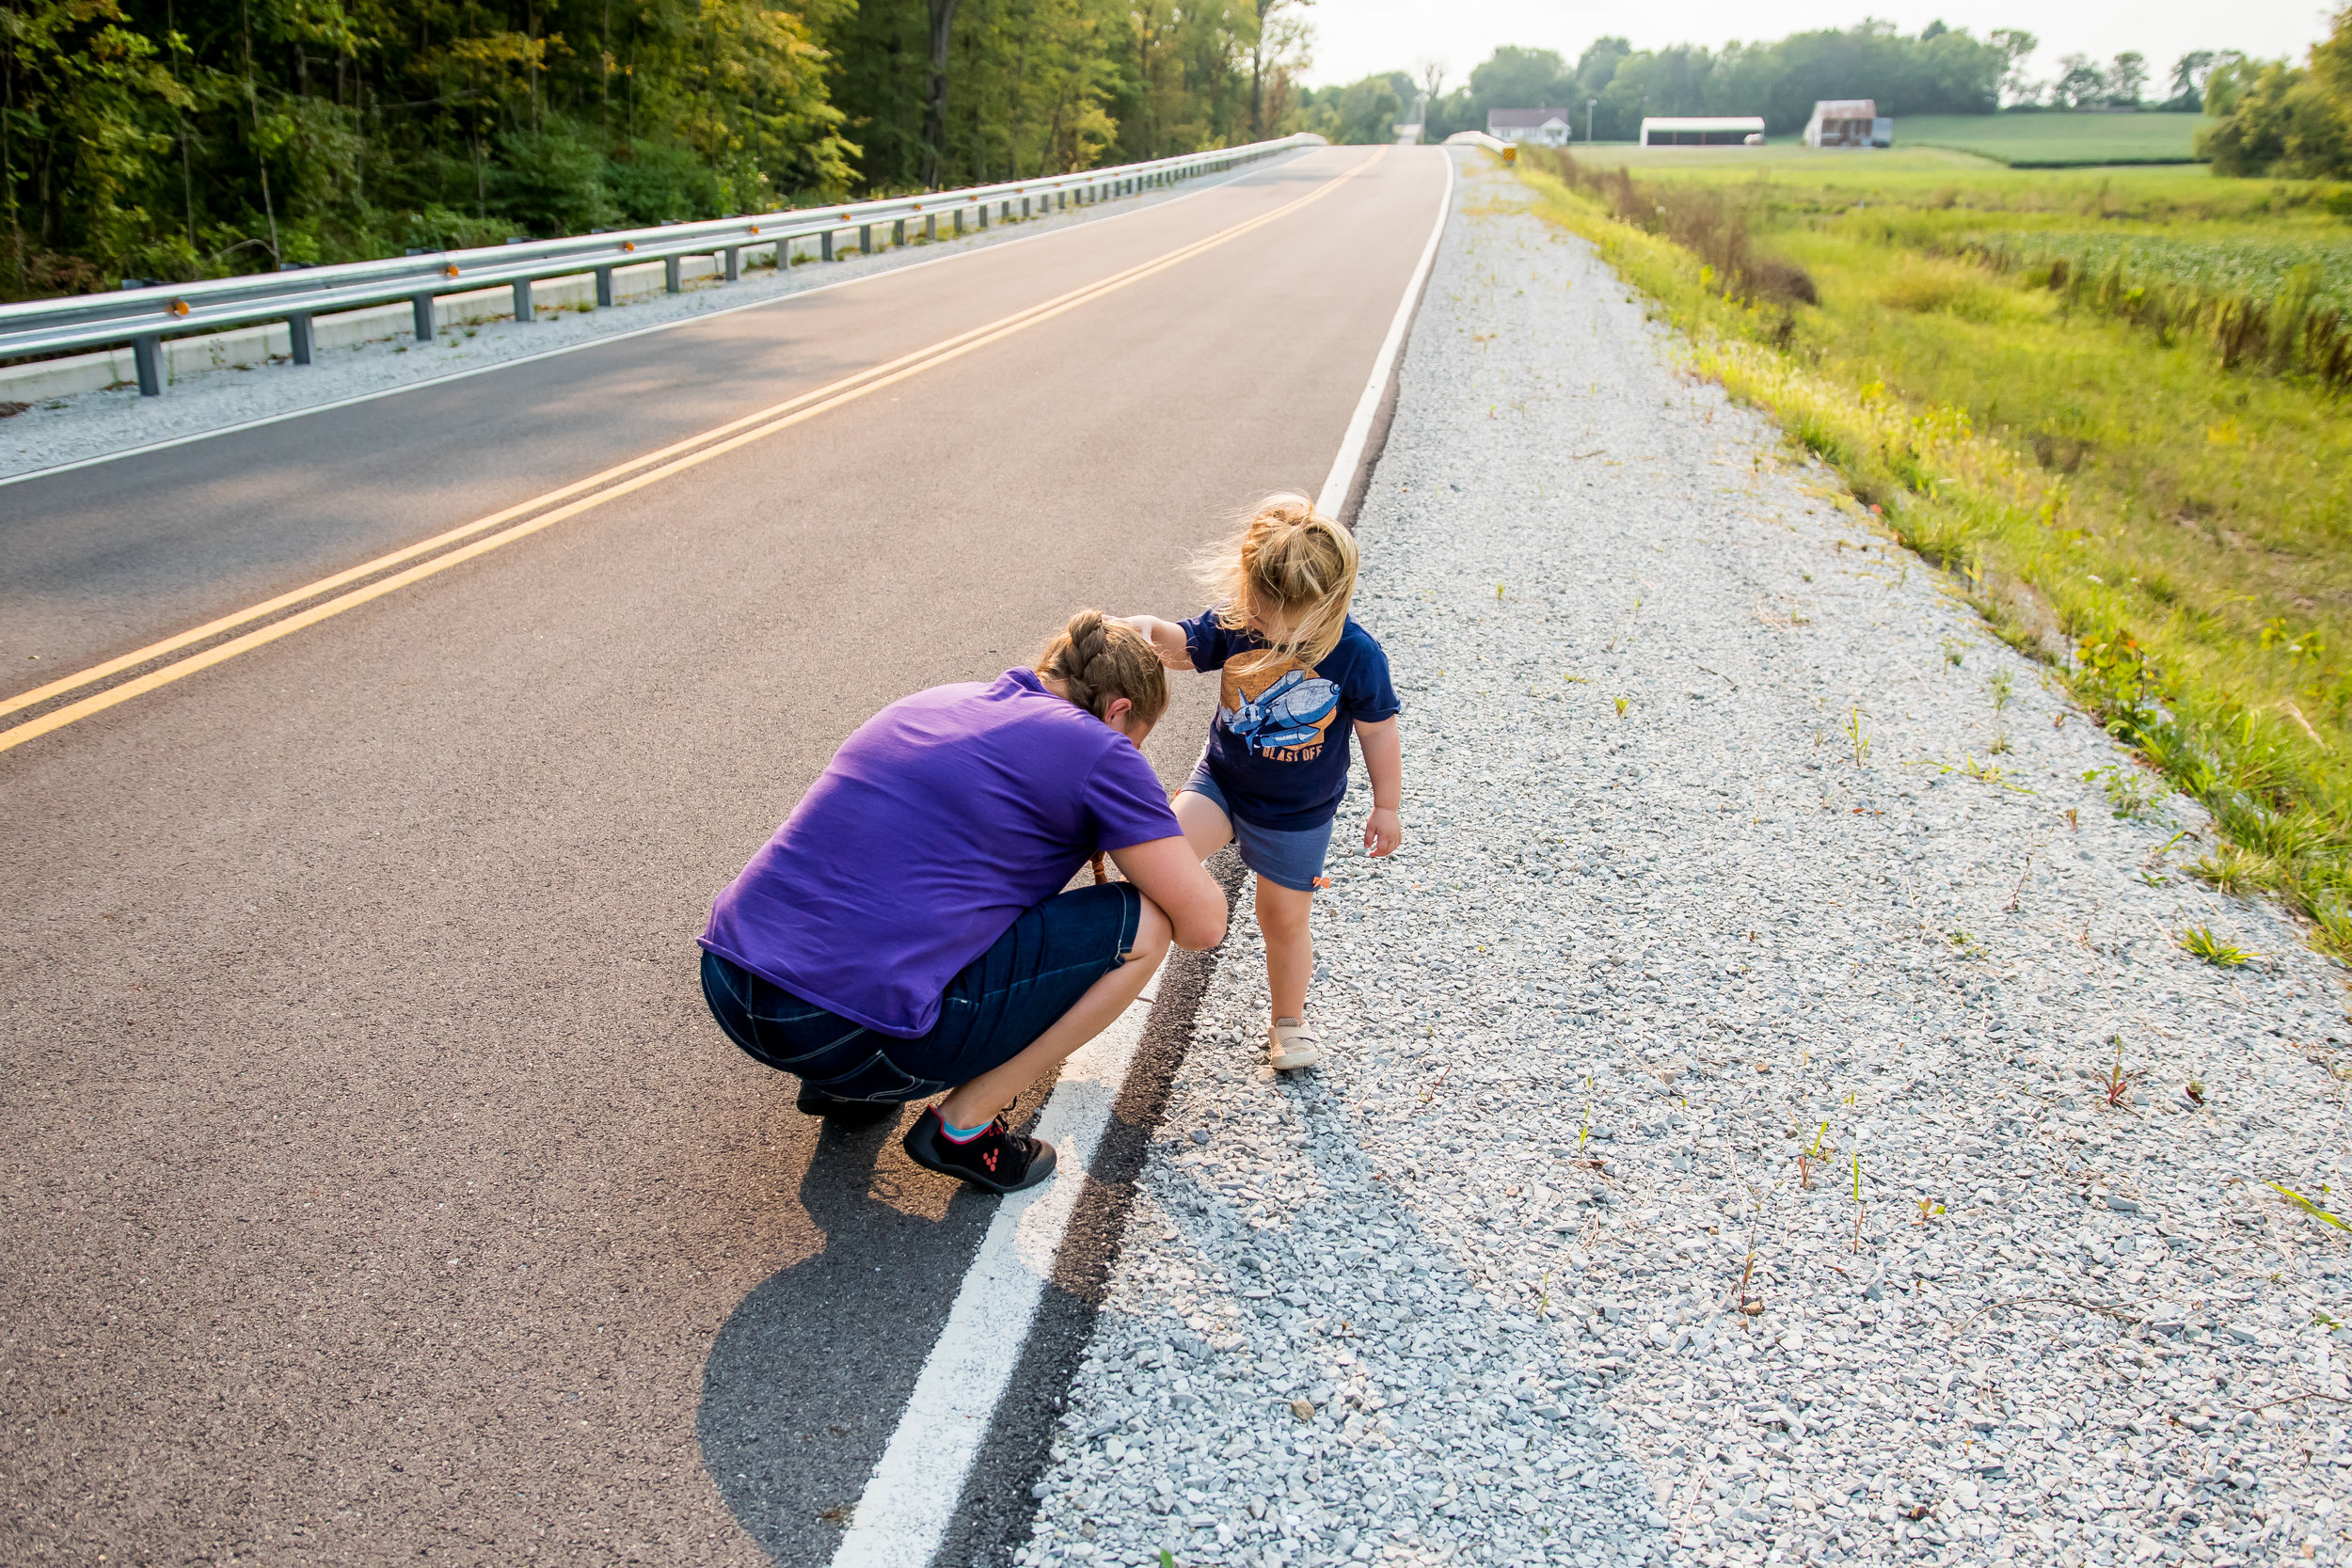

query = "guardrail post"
[924,214,937,242]
[663,256,682,293]
[821,230,835,261]
[723,245,741,282]
[411,293,436,341]
[511,279,534,324]
[594,266,614,308]
[893,217,907,246]
[288,311,315,364]
[134,334,163,397]
[1020,197,1031,219]
[858,222,872,254]
[977,204,988,230]
[952,208,965,236]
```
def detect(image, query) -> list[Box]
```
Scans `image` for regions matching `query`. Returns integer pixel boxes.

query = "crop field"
[1513,145,2352,952]
[1894,112,2211,166]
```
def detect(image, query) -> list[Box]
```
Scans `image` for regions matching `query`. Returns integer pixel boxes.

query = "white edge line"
[1313,147,1455,520]
[829,149,1454,1568]
[828,973,1161,1568]
[0,152,1315,494]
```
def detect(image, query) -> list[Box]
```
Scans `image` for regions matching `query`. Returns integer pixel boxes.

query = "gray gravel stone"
[1019,158,2351,1568]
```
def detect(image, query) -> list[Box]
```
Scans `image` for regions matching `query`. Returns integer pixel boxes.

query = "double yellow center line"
[0,151,1375,757]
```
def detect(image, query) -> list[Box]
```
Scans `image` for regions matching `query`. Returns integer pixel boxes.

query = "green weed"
[1844,706,1871,767]
[2098,1037,2138,1108]
[2180,926,2260,966]
[2272,1182,2349,1232]
[2085,765,2169,821]
[2190,843,2280,895]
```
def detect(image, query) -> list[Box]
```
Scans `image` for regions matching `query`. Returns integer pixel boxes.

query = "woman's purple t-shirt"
[698,669,1182,1038]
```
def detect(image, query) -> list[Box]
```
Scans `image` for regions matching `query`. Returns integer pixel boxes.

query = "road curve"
[0,145,1446,1565]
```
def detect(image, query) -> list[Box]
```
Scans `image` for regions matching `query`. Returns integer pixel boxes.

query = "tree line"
[0,0,1316,299]
[5,3,2342,304]
[2199,5,2352,178]
[1396,24,2234,146]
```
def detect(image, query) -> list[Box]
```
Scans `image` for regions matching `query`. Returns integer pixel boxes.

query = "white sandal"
[1267,1017,1324,1071]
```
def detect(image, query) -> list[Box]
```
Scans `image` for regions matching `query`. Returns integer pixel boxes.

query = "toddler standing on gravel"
[1119,494,1403,1071]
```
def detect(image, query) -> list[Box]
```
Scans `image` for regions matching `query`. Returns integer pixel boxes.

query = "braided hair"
[1037,610,1167,890]
[1035,610,1170,729]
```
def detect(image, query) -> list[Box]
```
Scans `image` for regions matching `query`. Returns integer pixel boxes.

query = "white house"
[1804,100,1894,147]
[1637,116,1767,148]
[1486,108,1575,147]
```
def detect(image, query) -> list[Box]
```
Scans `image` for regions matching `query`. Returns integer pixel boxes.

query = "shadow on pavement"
[699,854,1240,1567]
[698,1104,1000,1566]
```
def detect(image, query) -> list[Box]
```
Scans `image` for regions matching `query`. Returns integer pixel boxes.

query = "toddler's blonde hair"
[1197,493,1359,670]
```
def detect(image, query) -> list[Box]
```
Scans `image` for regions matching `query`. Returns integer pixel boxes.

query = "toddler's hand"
[1363,808,1403,858]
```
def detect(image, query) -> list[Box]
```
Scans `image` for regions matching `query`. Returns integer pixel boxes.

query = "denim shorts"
[699,881,1141,1103]
[1179,761,1335,894]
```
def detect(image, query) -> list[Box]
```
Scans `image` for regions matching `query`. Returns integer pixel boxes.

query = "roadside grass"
[1512,149,2352,960]
[1892,113,2212,167]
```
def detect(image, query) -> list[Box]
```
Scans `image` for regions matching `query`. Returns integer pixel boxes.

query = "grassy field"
[1511,146,2352,956]
[1895,112,2212,166]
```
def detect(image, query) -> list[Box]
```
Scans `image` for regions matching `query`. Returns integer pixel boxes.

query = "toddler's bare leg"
[1172,788,1235,864]
[1255,875,1316,1023]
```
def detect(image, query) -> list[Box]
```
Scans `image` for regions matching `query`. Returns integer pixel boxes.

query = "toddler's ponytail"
[1195,493,1359,670]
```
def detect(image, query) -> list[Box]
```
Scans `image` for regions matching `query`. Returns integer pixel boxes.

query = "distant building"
[1637,117,1767,148]
[1804,100,1894,148]
[1487,108,1575,147]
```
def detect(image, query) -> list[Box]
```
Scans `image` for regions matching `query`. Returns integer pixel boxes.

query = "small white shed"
[1637,117,1767,148]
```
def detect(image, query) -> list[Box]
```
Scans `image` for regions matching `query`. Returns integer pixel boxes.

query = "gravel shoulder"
[0,168,1268,483]
[1009,155,2352,1568]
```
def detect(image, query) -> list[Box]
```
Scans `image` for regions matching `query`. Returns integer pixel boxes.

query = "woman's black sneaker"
[902,1107,1057,1194]
[796,1081,898,1127]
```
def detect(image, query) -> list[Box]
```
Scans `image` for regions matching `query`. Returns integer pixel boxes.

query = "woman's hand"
[1362,807,1403,858]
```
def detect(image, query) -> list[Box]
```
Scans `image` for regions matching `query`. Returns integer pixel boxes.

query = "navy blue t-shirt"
[1181,609,1400,832]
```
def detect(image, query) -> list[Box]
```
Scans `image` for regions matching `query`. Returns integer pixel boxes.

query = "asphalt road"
[0,144,1447,1565]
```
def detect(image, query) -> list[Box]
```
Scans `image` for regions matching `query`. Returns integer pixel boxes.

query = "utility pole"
[1587,98,1597,143]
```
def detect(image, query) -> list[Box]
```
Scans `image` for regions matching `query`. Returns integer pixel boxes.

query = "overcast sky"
[1298,0,2337,91]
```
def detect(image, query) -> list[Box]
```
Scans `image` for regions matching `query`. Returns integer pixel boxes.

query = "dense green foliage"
[1284,70,1413,148]
[1422,24,2011,144]
[1517,145,2352,957]
[0,0,1310,297]
[2198,6,2352,178]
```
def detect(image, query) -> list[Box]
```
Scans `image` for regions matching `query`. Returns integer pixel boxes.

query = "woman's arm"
[1109,836,1228,950]
[1356,717,1404,857]
[1113,615,1195,671]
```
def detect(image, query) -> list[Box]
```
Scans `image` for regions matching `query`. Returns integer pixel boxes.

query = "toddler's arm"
[1113,615,1195,671]
[1357,717,1404,858]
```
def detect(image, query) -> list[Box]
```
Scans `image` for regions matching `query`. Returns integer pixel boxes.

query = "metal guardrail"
[0,135,1321,397]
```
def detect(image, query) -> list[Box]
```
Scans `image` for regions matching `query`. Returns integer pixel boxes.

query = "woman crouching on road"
[696,610,1226,1195]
